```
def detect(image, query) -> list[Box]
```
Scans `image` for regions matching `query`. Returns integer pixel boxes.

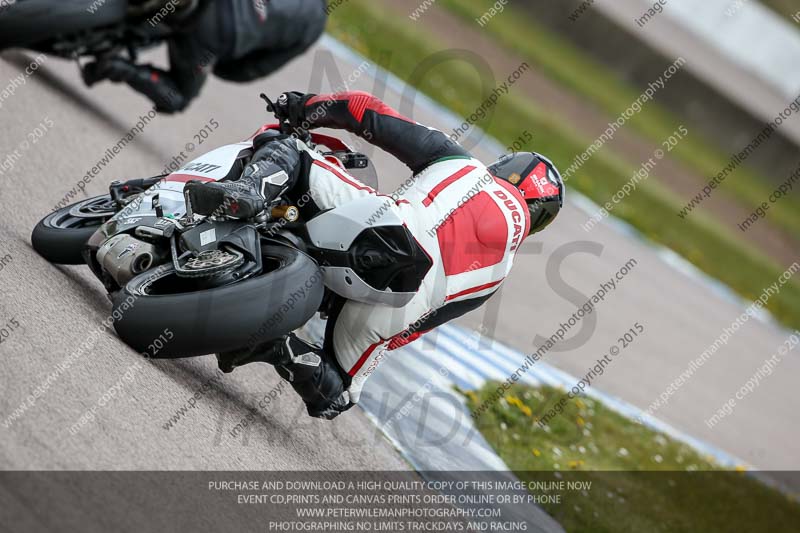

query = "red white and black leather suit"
[193,91,562,419]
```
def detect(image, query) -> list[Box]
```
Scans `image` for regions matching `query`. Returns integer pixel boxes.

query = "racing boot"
[184,137,301,219]
[216,336,288,374]
[217,333,353,419]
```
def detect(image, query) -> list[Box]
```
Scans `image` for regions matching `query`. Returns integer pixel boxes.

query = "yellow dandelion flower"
[532,448,541,457]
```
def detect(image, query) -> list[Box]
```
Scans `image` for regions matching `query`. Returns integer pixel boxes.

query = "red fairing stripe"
[307,91,415,124]
[165,174,215,183]
[422,165,477,207]
[445,280,503,302]
[348,341,382,376]
[249,123,281,140]
[313,159,376,193]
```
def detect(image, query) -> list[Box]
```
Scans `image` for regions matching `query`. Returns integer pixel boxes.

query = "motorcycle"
[0,0,176,60]
[31,96,432,357]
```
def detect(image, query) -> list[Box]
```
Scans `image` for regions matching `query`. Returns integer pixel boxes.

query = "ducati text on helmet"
[488,152,564,235]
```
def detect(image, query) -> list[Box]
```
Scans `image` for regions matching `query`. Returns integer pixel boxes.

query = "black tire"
[31,195,116,265]
[112,245,324,358]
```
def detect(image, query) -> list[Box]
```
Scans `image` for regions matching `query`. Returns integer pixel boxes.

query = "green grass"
[437,0,800,239]
[462,383,800,532]
[760,0,800,21]
[326,0,800,330]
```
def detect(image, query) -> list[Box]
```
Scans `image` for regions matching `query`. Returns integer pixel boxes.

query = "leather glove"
[269,91,316,131]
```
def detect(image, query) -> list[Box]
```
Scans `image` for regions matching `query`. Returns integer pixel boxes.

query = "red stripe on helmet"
[519,162,560,201]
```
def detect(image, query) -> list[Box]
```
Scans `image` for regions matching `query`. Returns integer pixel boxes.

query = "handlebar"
[260,93,311,142]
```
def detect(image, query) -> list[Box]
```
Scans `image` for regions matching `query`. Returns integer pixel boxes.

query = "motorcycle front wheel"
[31,195,117,265]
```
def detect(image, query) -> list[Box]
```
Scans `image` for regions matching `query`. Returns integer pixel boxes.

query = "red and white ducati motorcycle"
[31,96,431,357]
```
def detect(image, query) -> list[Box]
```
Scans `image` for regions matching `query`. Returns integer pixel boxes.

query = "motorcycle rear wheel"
[112,244,324,358]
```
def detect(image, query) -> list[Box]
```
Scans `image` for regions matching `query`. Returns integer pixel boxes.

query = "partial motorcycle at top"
[31,97,432,357]
[0,0,173,62]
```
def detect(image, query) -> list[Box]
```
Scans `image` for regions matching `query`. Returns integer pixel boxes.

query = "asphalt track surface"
[0,35,797,487]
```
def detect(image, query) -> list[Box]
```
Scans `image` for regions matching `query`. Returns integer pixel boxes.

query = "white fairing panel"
[111,142,251,222]
[323,266,415,308]
[306,196,416,308]
[306,196,402,249]
[170,142,252,182]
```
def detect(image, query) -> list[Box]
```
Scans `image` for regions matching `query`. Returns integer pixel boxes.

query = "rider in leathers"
[186,91,565,419]
[84,0,327,113]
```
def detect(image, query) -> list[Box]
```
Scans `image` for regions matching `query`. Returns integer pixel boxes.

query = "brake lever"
[259,93,306,138]
[260,93,292,135]
[260,93,275,113]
